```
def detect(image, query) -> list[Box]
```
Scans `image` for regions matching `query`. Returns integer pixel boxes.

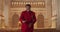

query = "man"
[19,4,36,32]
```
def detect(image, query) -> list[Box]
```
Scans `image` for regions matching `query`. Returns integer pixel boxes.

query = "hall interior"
[0,0,58,32]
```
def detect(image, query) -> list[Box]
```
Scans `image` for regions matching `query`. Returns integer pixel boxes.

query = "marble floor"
[0,29,59,32]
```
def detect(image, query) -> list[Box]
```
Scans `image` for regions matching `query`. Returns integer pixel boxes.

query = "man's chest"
[23,12,34,18]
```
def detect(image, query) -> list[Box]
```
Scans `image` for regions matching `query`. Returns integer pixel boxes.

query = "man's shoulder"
[31,11,35,14]
[22,11,26,13]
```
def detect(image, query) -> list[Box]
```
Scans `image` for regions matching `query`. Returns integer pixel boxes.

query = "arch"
[37,13,44,28]
[11,12,19,28]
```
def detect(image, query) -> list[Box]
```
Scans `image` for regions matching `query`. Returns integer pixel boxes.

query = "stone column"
[3,0,10,27]
[0,0,4,28]
[57,0,60,30]
[45,0,52,28]
[52,0,57,28]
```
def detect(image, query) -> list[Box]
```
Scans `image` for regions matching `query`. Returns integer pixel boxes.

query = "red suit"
[19,10,36,32]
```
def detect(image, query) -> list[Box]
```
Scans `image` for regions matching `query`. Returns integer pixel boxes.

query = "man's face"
[26,6,31,10]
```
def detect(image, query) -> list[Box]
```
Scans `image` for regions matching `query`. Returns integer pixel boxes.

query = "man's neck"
[26,10,31,12]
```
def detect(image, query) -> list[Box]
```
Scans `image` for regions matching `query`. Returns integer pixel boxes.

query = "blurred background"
[0,0,59,32]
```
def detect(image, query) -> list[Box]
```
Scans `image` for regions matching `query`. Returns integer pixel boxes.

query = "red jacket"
[19,10,36,32]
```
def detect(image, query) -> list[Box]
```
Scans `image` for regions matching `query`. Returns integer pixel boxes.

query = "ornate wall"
[0,0,57,29]
[8,0,53,29]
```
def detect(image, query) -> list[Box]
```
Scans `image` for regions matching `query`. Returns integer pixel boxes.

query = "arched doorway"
[11,12,19,28]
[37,13,44,28]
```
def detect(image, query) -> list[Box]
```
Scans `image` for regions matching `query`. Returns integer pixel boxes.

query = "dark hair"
[25,4,31,7]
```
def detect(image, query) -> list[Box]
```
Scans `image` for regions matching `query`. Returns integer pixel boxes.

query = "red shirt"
[19,10,36,24]
[19,10,36,32]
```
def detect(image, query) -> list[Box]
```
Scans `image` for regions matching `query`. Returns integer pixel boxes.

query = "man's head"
[25,4,31,11]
